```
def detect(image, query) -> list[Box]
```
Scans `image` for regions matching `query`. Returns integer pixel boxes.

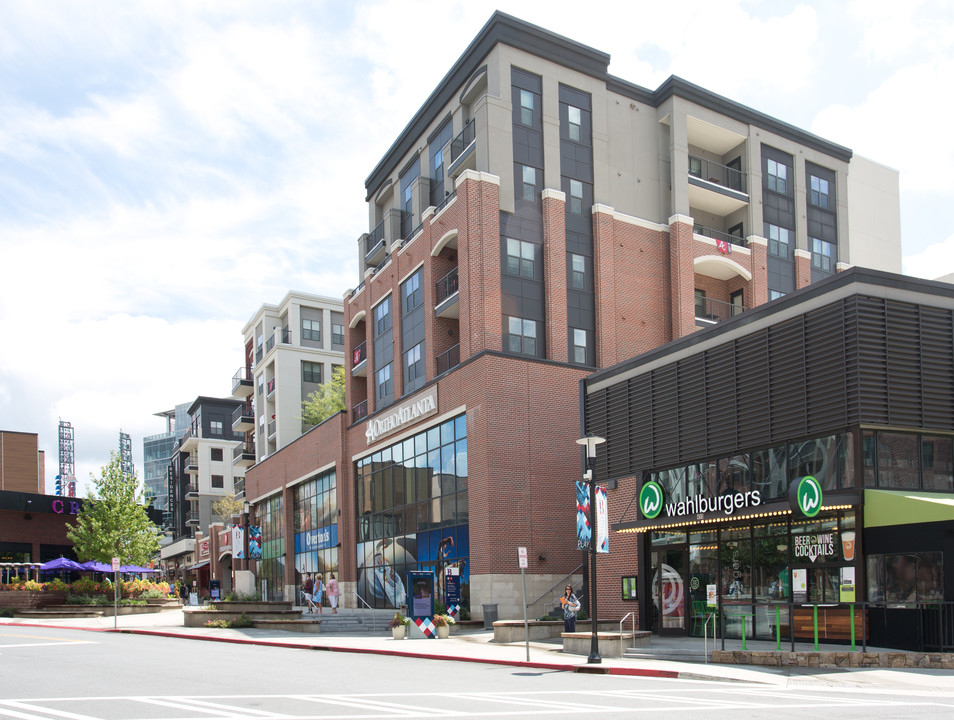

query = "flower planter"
[0,591,67,610]
[436,624,450,639]
[391,625,406,640]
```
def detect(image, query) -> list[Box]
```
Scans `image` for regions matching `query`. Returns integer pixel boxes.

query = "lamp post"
[576,434,605,664]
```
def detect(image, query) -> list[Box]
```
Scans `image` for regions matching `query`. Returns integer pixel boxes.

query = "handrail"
[353,591,374,631]
[704,611,717,662]
[525,563,584,614]
[619,611,636,645]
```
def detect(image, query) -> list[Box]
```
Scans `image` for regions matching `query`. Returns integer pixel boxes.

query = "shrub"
[432,614,455,628]
[459,607,471,621]
[205,613,254,629]
[139,589,167,599]
[0,608,14,617]
[43,578,69,593]
[388,612,411,629]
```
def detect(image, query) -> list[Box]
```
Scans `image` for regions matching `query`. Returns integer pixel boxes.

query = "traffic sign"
[517,546,528,569]
[111,557,121,572]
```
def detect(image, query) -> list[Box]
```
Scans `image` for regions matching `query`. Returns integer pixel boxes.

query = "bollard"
[850,603,856,651]
[775,605,781,651]
[813,604,819,651]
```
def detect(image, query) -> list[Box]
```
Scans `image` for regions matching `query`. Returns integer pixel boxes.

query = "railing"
[281,326,290,344]
[352,341,367,367]
[694,224,747,249]
[353,591,376,631]
[232,442,254,461]
[185,510,199,524]
[695,297,745,323]
[619,611,637,650]
[435,267,459,304]
[366,220,385,255]
[186,482,198,496]
[232,366,252,386]
[435,344,460,376]
[401,210,413,240]
[255,347,263,363]
[525,563,585,618]
[266,378,276,396]
[352,399,368,421]
[232,404,251,425]
[434,187,456,214]
[233,477,245,496]
[688,154,746,193]
[450,118,475,163]
[265,335,275,353]
[267,420,276,438]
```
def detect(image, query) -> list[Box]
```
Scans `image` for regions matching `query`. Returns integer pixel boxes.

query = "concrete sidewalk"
[3,609,952,691]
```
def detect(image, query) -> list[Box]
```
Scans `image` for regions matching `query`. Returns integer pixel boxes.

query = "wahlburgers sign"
[789,475,823,517]
[639,479,762,520]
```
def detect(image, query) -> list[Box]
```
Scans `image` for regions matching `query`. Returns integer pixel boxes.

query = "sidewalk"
[3,609,952,690]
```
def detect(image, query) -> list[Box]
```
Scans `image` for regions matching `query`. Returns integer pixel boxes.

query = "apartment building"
[0,431,45,493]
[244,12,902,617]
[232,291,345,468]
[142,403,190,529]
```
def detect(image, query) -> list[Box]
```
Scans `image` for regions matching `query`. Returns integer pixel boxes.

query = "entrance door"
[651,547,688,634]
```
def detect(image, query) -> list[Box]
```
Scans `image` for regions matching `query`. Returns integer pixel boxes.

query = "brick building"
[242,12,901,621]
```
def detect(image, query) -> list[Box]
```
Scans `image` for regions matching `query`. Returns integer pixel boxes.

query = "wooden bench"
[779,607,866,641]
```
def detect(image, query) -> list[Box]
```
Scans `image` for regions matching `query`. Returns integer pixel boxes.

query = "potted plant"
[432,613,455,639]
[388,612,410,639]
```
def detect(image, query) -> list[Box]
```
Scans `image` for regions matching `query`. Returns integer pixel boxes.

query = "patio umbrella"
[119,565,158,574]
[40,557,82,571]
[79,561,113,572]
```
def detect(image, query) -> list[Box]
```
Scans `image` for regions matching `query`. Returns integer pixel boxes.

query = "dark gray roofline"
[364,11,610,200]
[187,396,243,415]
[366,13,857,201]
[584,267,954,390]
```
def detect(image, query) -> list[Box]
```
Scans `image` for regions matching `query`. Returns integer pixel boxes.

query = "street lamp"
[576,434,606,664]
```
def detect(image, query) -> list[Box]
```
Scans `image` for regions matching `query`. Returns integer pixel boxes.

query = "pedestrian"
[327,573,339,614]
[179,581,189,602]
[302,574,316,613]
[561,585,580,633]
[313,573,325,615]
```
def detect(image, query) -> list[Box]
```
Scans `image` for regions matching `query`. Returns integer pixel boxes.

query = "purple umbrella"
[40,557,82,571]
[79,561,113,572]
[119,565,158,574]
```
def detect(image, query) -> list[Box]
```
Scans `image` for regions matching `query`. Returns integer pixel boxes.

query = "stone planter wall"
[0,591,68,609]
[493,619,621,643]
[712,649,954,669]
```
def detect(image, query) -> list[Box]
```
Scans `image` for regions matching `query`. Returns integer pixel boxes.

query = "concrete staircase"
[308,608,398,634]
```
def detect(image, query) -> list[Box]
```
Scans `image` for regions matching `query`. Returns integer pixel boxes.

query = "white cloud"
[902,232,954,280]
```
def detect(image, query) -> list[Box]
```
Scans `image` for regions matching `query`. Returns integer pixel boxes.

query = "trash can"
[482,603,498,630]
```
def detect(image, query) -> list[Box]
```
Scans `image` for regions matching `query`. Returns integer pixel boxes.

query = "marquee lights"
[615,503,854,534]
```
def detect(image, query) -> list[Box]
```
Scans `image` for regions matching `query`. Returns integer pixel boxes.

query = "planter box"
[561,631,652,658]
[492,619,620,643]
[0,591,67,610]
[210,601,291,613]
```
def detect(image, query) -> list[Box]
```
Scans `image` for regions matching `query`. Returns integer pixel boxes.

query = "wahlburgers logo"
[639,480,663,519]
[791,475,823,517]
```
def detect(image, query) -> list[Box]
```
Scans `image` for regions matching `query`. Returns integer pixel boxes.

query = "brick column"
[795,249,812,290]
[458,170,501,356]
[669,214,696,339]
[542,189,568,363]
[747,236,769,308]
[592,204,617,367]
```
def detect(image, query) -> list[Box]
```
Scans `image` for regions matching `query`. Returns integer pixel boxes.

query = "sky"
[2,0,953,496]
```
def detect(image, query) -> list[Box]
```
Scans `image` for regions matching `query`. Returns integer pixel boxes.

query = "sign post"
[518,547,529,662]
[111,557,121,629]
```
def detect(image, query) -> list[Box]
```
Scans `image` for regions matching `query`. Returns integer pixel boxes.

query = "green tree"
[301,364,346,426]
[67,452,161,566]
[212,494,245,523]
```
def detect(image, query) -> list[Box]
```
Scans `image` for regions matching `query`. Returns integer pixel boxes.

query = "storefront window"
[256,494,284,601]
[751,445,786,499]
[789,434,850,491]
[869,552,944,604]
[877,433,920,489]
[752,522,789,603]
[657,466,687,505]
[921,436,954,491]
[686,463,706,497]
[719,454,750,495]
[293,469,339,606]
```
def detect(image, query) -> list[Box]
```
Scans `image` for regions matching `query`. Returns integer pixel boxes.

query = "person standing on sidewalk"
[303,574,316,614]
[561,585,580,633]
[313,574,325,615]
[326,573,339,614]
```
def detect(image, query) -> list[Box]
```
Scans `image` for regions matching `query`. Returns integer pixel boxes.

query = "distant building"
[0,430,45,494]
[142,403,189,529]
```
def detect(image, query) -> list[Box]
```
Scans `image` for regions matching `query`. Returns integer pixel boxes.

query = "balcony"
[185,482,198,499]
[233,477,245,497]
[232,404,254,433]
[185,457,199,475]
[352,341,367,377]
[265,327,291,354]
[695,297,746,326]
[364,209,404,268]
[435,267,459,319]
[694,224,747,249]
[266,378,276,398]
[231,367,253,397]
[436,344,460,376]
[688,155,748,215]
[233,442,255,468]
[185,510,199,526]
[449,119,476,176]
[177,428,198,453]
[353,399,368,422]
[267,420,276,440]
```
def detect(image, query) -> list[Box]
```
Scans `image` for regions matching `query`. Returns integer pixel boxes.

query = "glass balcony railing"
[688,155,746,194]
[694,224,747,249]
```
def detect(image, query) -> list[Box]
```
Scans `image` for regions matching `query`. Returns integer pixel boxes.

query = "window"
[570,253,586,290]
[402,269,422,312]
[767,224,790,258]
[767,159,788,194]
[506,238,535,278]
[376,363,393,399]
[810,175,830,209]
[519,89,534,126]
[571,328,588,365]
[210,421,223,436]
[302,318,321,342]
[567,105,581,142]
[812,238,834,272]
[433,143,445,183]
[332,323,344,346]
[689,156,702,178]
[210,448,223,462]
[211,475,224,489]
[507,316,537,356]
[569,179,583,214]
[521,165,536,201]
[374,297,392,336]
[404,342,424,383]
[303,361,322,384]
[769,290,786,300]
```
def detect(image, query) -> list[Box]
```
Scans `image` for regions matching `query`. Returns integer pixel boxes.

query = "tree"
[212,494,245,523]
[301,364,346,426]
[67,451,161,566]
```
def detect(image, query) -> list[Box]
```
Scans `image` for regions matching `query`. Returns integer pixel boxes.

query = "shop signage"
[295,524,338,553]
[218,530,231,551]
[365,386,438,444]
[639,479,762,520]
[792,568,807,603]
[793,532,836,562]
[198,538,210,560]
[232,524,245,559]
[789,475,823,518]
[51,499,81,515]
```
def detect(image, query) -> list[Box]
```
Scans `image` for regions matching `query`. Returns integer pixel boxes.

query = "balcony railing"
[265,334,275,353]
[231,367,253,397]
[688,155,746,193]
[366,219,386,255]
[695,297,746,324]
[233,477,245,497]
[185,510,199,525]
[436,344,461,375]
[185,482,198,497]
[352,341,367,368]
[450,119,475,164]
[694,224,747,249]
[266,378,276,396]
[435,267,459,304]
[353,399,368,422]
[281,326,290,344]
[434,187,456,214]
[267,420,276,438]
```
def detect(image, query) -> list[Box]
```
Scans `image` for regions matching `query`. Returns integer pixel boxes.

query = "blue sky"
[2,0,953,495]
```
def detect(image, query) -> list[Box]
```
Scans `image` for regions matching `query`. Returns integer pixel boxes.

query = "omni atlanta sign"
[365,386,438,444]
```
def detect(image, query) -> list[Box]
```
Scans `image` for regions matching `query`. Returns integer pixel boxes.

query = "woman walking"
[327,573,339,614]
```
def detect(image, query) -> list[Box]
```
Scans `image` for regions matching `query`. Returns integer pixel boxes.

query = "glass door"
[651,547,688,634]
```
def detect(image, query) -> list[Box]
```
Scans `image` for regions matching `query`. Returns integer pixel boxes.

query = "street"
[1,626,953,719]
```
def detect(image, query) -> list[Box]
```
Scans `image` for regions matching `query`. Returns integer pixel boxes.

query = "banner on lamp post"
[232,523,245,559]
[576,481,591,550]
[595,485,608,554]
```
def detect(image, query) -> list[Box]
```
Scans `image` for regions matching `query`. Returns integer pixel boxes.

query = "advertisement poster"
[248,525,263,559]
[445,569,460,606]
[840,567,856,602]
[232,524,245,559]
[595,485,608,554]
[576,481,591,550]
[792,568,807,603]
[407,571,434,619]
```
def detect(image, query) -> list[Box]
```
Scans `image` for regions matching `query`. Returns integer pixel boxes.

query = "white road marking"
[0,642,97,650]
[0,701,99,720]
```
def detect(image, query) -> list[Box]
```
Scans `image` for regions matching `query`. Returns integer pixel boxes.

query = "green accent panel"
[864,490,954,528]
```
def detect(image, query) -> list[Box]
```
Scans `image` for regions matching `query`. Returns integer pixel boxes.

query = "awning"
[187,560,210,571]
[864,490,954,528]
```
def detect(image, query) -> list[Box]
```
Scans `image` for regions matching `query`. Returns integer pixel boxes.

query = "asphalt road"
[1,626,953,719]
